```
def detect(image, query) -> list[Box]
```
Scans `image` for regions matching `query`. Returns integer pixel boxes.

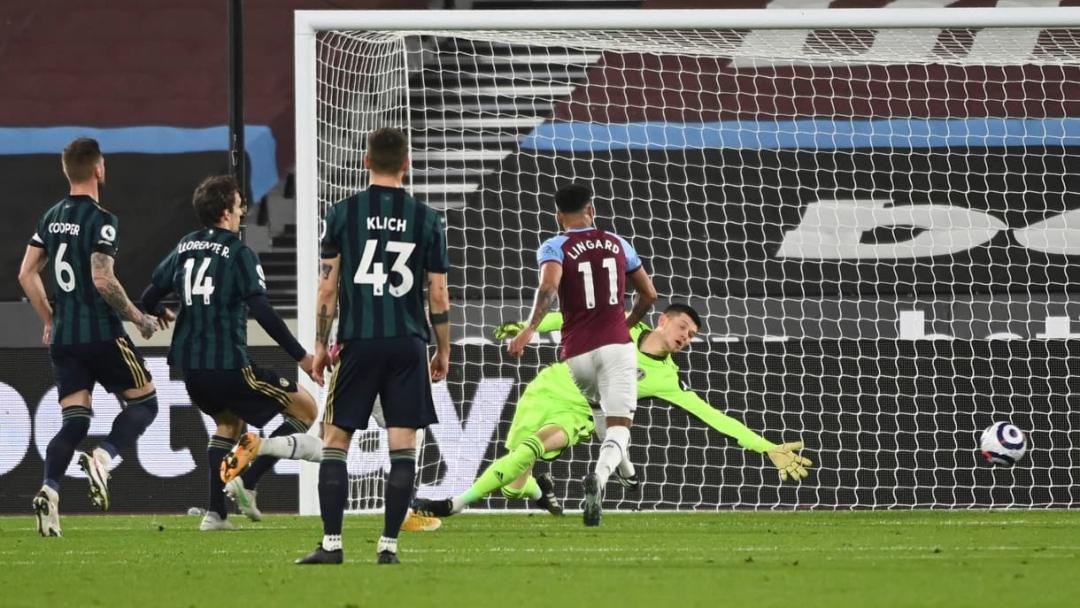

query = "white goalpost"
[296,8,1080,515]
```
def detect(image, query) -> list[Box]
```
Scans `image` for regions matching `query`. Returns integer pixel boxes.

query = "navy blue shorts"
[49,335,152,400]
[324,337,438,432]
[184,365,297,428]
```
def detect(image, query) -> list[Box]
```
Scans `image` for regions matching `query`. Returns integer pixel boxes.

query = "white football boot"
[78,448,111,511]
[224,478,263,522]
[199,511,238,531]
[33,486,62,537]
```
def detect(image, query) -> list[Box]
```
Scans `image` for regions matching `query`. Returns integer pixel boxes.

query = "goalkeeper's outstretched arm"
[656,389,813,482]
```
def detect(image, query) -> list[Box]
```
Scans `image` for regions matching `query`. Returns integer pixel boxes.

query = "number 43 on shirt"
[353,239,416,297]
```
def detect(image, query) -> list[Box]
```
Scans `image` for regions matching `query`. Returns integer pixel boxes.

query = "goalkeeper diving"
[414,303,812,518]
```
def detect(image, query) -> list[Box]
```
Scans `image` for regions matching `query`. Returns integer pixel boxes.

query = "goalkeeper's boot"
[377,550,400,565]
[220,432,261,484]
[296,545,343,565]
[534,473,564,516]
[224,477,263,522]
[412,497,454,518]
[401,509,442,531]
[613,469,640,492]
[199,511,238,531]
[32,486,61,538]
[78,449,111,511]
[582,472,603,527]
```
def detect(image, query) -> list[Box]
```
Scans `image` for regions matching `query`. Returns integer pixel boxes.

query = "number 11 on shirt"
[577,257,619,310]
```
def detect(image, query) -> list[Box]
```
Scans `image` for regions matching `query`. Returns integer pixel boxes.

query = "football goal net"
[295,8,1080,514]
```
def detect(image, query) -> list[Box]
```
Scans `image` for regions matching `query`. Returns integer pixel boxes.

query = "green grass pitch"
[2,510,1078,608]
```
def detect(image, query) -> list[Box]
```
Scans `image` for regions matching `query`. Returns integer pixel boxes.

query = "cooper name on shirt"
[48,222,81,236]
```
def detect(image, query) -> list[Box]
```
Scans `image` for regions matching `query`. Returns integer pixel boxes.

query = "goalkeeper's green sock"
[500,475,543,501]
[455,436,544,510]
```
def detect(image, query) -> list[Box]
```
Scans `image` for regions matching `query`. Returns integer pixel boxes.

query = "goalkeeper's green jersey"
[521,314,778,453]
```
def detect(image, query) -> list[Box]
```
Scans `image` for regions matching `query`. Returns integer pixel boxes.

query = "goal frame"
[294,7,1080,515]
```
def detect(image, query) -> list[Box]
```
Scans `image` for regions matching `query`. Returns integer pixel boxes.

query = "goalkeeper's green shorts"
[505,394,594,461]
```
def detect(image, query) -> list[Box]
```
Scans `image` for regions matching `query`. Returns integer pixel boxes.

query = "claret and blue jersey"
[536,226,642,359]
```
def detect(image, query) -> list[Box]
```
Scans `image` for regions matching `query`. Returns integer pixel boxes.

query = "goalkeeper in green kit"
[414,303,812,518]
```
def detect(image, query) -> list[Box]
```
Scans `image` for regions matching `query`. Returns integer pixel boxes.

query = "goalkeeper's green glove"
[766,441,813,482]
[493,321,527,341]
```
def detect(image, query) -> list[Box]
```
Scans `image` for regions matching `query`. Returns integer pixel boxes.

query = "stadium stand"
[0,0,425,310]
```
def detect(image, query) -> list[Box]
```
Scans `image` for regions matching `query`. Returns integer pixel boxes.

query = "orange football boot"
[220,432,262,483]
[401,509,442,532]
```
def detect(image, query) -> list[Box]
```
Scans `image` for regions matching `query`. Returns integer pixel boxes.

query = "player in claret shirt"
[508,183,658,526]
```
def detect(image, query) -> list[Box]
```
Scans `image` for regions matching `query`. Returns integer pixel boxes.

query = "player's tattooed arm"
[526,262,563,330]
[526,284,559,330]
[315,256,341,348]
[316,304,334,347]
[508,263,561,358]
[315,262,336,344]
[91,252,156,337]
[310,255,341,386]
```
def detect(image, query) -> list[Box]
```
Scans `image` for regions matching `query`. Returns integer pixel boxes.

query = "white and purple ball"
[980,422,1028,466]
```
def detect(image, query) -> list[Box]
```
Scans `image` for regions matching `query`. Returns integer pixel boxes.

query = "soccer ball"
[980,422,1028,466]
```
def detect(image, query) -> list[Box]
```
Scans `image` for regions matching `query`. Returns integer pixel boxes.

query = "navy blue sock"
[44,406,92,490]
[319,448,348,536]
[207,435,233,518]
[99,392,158,457]
[383,448,416,540]
[240,416,308,489]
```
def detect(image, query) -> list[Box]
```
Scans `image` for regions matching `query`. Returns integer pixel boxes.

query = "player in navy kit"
[18,138,167,536]
[507,183,657,526]
[296,127,451,565]
[140,175,322,531]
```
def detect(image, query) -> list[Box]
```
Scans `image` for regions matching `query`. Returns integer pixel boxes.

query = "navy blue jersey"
[321,185,449,342]
[29,195,123,345]
[151,228,266,369]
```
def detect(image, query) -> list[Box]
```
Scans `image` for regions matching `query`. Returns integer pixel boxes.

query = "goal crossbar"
[295,8,1080,33]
